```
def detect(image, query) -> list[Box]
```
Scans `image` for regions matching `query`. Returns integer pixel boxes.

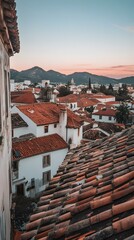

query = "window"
[54,123,57,128]
[42,155,50,167]
[44,125,48,133]
[42,171,51,185]
[109,116,112,121]
[99,115,102,119]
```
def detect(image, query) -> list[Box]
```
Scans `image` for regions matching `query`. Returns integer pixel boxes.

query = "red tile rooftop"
[12,134,68,160]
[16,102,83,128]
[58,93,114,104]
[92,109,116,116]
[11,91,36,104]
[21,127,134,240]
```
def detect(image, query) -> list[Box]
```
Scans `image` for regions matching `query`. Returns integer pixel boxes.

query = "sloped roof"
[77,98,98,108]
[12,134,68,161]
[1,0,20,54]
[11,113,28,128]
[11,91,36,104]
[58,94,100,106]
[105,101,120,106]
[17,103,83,128]
[92,109,116,117]
[67,109,83,129]
[21,127,134,240]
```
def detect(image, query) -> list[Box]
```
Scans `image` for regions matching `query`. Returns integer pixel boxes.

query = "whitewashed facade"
[96,96,115,103]
[92,113,116,123]
[12,148,68,197]
[0,37,12,240]
[0,0,20,238]
[12,105,83,147]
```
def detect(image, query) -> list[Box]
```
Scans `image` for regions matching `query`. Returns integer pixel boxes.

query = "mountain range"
[10,66,134,85]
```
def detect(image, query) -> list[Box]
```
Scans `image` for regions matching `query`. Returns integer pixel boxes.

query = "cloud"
[114,24,134,33]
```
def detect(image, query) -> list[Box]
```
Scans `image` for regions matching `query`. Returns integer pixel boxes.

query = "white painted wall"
[0,38,12,240]
[12,148,68,197]
[36,123,60,137]
[13,127,28,138]
[92,114,116,123]
[67,126,82,148]
[59,110,67,142]
[96,96,115,103]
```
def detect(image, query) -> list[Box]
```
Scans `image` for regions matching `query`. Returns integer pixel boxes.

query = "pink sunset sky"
[11,0,134,79]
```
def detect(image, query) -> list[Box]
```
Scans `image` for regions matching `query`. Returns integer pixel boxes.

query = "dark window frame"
[42,170,51,185]
[44,125,49,133]
[42,155,51,168]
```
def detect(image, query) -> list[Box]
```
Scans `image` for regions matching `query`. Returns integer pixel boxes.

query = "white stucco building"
[11,102,83,148]
[0,1,20,239]
[12,134,68,197]
[92,109,116,123]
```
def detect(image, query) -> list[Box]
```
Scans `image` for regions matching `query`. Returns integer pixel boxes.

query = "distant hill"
[117,76,134,85]
[10,66,134,85]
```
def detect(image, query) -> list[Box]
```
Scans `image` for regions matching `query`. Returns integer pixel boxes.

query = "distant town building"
[10,79,15,92]
[92,109,116,123]
[24,80,31,85]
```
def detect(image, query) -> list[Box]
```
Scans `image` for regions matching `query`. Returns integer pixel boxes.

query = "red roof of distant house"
[23,88,41,94]
[67,109,83,128]
[12,134,68,161]
[58,94,100,106]
[77,98,98,108]
[17,103,83,128]
[92,109,116,117]
[11,91,36,104]
[106,101,120,105]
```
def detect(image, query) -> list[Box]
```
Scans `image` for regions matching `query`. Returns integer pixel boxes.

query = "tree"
[100,85,106,93]
[58,86,72,97]
[115,103,130,125]
[88,77,92,89]
[85,106,94,114]
[116,84,130,101]
[108,83,113,92]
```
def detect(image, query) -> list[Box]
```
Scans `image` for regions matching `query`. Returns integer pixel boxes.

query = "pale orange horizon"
[11,63,134,79]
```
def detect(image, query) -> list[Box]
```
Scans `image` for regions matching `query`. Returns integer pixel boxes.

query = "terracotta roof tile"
[11,91,36,104]
[92,109,116,116]
[12,134,68,160]
[22,127,134,240]
[16,102,82,128]
[2,0,20,54]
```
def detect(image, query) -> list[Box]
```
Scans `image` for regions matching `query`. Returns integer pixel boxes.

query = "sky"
[11,0,134,79]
